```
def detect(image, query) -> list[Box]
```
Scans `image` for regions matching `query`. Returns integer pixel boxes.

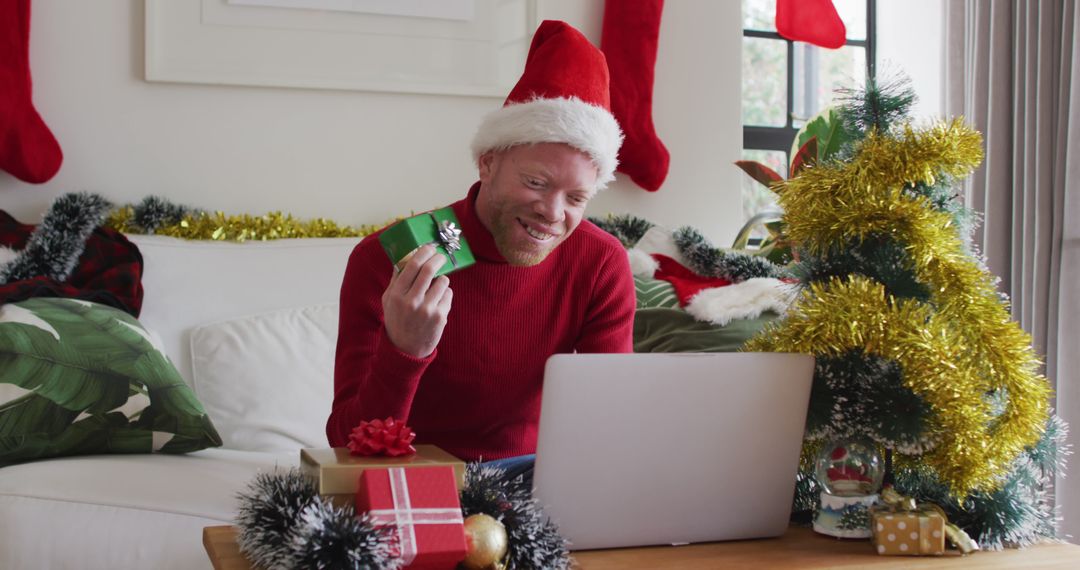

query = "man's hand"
[382,244,453,358]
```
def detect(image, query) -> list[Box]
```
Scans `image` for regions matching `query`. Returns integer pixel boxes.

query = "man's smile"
[518,218,559,242]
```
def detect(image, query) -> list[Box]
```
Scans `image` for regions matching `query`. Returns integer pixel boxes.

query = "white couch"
[0,234,362,570]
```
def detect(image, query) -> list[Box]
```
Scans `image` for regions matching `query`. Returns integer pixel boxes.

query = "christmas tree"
[836,505,871,532]
[743,79,1067,549]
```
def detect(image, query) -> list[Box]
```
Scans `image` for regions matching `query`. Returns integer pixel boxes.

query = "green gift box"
[378,207,475,276]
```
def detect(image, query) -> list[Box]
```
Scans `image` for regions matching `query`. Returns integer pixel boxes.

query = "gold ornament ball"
[461,514,508,570]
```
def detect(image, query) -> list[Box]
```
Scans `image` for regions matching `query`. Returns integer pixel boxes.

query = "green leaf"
[134,384,222,448]
[0,299,151,412]
[0,336,132,413]
[0,412,152,466]
[790,107,848,166]
[0,392,78,442]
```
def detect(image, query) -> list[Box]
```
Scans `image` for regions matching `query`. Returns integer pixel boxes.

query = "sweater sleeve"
[325,239,435,446]
[574,243,636,353]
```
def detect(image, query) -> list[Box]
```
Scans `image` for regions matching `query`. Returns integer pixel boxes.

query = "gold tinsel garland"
[105,207,384,242]
[748,120,1051,496]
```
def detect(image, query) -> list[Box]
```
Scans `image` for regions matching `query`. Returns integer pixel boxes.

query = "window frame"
[742,0,878,158]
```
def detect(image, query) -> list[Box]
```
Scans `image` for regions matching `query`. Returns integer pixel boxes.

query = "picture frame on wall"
[144,0,539,97]
[225,0,477,21]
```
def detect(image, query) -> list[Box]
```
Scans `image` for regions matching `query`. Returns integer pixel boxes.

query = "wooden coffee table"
[204,524,1080,569]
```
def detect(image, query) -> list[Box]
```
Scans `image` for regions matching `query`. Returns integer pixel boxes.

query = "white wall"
[0,0,744,245]
[876,0,944,121]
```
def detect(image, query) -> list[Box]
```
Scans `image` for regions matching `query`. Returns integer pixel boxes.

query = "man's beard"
[488,211,561,267]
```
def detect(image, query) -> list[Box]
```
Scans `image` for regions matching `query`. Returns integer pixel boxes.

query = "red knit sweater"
[326,183,635,460]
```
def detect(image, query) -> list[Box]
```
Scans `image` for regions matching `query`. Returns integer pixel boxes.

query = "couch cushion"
[191,304,337,451]
[0,298,221,467]
[633,307,779,353]
[126,235,360,388]
[0,448,294,570]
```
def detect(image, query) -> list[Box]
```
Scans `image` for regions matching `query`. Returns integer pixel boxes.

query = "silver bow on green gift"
[431,213,463,267]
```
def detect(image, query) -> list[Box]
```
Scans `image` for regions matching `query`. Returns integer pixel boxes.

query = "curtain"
[944,0,1079,542]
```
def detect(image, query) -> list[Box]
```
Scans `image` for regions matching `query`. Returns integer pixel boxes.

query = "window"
[741,0,877,220]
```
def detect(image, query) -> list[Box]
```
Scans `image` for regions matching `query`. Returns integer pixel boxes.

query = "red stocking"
[776,0,847,49]
[0,0,63,184]
[601,0,669,192]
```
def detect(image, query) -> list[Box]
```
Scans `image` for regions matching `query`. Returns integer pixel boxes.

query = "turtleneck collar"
[452,181,507,264]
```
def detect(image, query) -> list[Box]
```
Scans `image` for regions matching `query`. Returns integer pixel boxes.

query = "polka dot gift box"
[870,509,946,556]
[869,486,979,556]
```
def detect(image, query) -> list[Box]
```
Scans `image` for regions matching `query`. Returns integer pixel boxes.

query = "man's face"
[476,143,599,266]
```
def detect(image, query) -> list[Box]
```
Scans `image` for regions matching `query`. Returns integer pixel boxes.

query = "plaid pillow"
[0,210,144,317]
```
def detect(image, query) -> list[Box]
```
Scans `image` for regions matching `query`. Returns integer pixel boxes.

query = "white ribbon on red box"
[367,467,465,565]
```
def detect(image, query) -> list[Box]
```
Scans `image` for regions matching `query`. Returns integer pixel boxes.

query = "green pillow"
[634,275,679,309]
[634,307,779,353]
[0,298,221,466]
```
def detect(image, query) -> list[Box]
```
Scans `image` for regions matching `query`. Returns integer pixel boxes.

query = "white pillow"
[190,304,338,452]
[126,234,360,388]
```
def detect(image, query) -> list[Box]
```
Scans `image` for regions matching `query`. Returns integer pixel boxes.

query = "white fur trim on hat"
[626,247,659,277]
[685,278,798,327]
[471,97,623,189]
[0,246,18,269]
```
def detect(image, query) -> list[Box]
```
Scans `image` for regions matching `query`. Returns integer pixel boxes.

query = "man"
[326,21,635,468]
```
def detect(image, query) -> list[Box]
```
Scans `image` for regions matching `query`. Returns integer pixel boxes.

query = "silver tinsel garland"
[235,464,571,569]
[587,214,784,282]
[458,463,571,570]
[288,501,402,570]
[0,192,112,284]
[235,469,400,570]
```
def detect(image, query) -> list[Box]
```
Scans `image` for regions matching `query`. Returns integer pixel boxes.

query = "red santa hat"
[471,20,624,189]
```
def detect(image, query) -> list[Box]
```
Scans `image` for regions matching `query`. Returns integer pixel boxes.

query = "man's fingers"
[424,275,451,306]
[437,286,453,315]
[386,257,403,289]
[406,253,447,300]
[381,247,453,358]
[390,245,437,295]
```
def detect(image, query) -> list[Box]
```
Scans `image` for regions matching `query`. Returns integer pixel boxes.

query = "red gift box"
[356,466,468,570]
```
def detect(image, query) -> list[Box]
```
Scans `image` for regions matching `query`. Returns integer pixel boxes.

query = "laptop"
[531,352,814,551]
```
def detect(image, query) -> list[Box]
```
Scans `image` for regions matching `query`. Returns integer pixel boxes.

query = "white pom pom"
[626,248,659,277]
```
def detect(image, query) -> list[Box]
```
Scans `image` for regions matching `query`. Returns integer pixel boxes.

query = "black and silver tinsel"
[459,463,571,570]
[0,192,112,284]
[288,502,401,570]
[236,464,571,569]
[588,213,654,248]
[588,213,784,282]
[235,469,400,570]
[672,226,784,281]
[129,195,192,234]
[235,469,320,569]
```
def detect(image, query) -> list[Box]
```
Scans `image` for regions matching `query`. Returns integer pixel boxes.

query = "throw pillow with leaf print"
[0,297,221,466]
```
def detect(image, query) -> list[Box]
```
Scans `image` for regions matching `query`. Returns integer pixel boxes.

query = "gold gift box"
[871,510,946,556]
[300,446,466,497]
